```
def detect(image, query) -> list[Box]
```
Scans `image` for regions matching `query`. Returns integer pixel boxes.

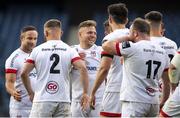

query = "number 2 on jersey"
[146,60,161,79]
[50,54,60,74]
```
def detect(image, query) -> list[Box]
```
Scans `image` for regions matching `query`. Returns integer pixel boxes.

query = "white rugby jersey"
[170,50,180,102]
[151,36,177,61]
[102,28,129,92]
[151,36,177,94]
[5,48,37,109]
[26,40,81,102]
[70,44,105,102]
[117,40,169,104]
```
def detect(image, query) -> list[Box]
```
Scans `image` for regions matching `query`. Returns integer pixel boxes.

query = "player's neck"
[20,46,31,54]
[150,31,162,37]
[112,24,126,31]
[150,28,162,37]
[135,34,150,42]
[46,36,61,41]
[80,43,92,49]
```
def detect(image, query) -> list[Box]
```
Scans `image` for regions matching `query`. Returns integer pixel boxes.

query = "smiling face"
[78,26,97,48]
[21,30,38,52]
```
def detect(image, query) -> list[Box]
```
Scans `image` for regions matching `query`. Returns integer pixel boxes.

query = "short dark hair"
[144,11,162,23]
[108,3,128,24]
[78,20,96,29]
[132,18,150,35]
[21,25,37,34]
[44,19,61,28]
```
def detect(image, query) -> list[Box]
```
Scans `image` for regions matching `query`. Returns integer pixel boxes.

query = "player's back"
[103,28,129,92]
[120,40,169,104]
[28,40,79,102]
[151,36,177,60]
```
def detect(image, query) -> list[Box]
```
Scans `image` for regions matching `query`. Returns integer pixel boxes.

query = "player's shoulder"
[70,44,79,49]
[92,44,102,49]
[92,44,102,52]
[163,37,177,45]
[33,42,47,50]
[151,36,177,47]
[5,49,22,66]
[103,28,129,41]
[6,48,21,61]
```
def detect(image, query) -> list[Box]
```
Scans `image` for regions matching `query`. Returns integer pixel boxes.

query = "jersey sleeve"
[102,32,117,42]
[5,54,19,74]
[171,51,180,68]
[26,48,37,64]
[101,51,114,59]
[70,48,81,63]
[116,41,135,57]
[169,51,180,83]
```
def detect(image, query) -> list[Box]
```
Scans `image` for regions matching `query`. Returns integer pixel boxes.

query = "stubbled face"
[79,26,97,47]
[21,30,38,52]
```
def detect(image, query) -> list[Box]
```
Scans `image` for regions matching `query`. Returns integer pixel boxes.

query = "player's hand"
[13,90,21,101]
[90,94,95,110]
[79,52,86,60]
[29,92,34,102]
[80,93,89,110]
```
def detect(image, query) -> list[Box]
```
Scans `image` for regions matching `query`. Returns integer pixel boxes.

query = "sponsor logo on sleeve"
[122,41,130,49]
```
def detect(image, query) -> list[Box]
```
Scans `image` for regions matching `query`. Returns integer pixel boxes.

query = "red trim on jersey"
[5,69,17,73]
[101,51,111,55]
[177,51,180,54]
[100,111,121,117]
[160,109,170,117]
[116,42,121,56]
[164,68,169,72]
[26,59,35,64]
[71,57,81,63]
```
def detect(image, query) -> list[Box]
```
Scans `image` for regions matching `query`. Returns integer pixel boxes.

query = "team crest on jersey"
[122,41,130,49]
[91,51,96,57]
[45,81,59,94]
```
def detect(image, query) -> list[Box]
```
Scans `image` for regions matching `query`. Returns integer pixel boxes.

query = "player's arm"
[102,36,131,55]
[168,52,180,92]
[72,59,89,110]
[169,64,178,92]
[160,70,170,108]
[90,55,112,109]
[5,72,21,101]
[21,61,35,101]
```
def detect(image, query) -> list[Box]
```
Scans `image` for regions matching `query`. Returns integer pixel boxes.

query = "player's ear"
[78,29,82,38]
[109,15,113,24]
[125,18,129,25]
[134,32,138,37]
[133,30,138,37]
[20,34,24,41]
[60,30,63,36]
[44,30,48,37]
